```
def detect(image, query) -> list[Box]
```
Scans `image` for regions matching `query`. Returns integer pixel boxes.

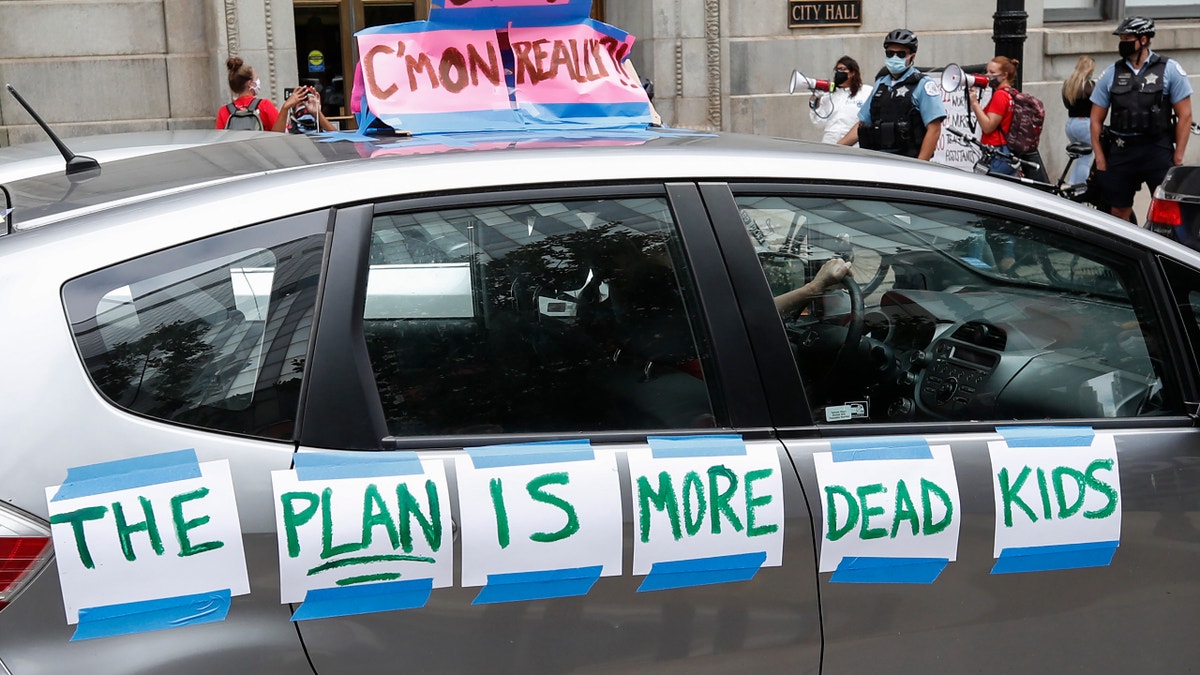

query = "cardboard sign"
[45,449,249,640]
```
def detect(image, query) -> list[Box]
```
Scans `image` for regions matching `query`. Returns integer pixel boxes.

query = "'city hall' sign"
[788,1,862,28]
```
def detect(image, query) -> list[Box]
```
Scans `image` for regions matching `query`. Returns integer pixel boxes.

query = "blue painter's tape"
[294,452,424,481]
[829,437,933,463]
[990,541,1118,575]
[636,551,767,592]
[472,566,603,605]
[291,578,434,621]
[997,426,1096,448]
[71,589,231,641]
[646,435,746,459]
[426,1,593,29]
[377,109,525,135]
[465,440,594,469]
[515,102,654,129]
[830,557,949,584]
[52,449,202,502]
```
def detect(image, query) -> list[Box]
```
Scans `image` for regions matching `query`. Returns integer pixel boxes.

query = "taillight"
[1148,196,1183,228]
[0,504,53,611]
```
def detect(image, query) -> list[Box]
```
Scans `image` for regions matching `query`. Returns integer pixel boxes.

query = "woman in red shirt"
[968,56,1020,176]
[216,57,283,131]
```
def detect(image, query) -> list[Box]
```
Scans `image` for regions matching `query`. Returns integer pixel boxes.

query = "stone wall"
[0,0,299,146]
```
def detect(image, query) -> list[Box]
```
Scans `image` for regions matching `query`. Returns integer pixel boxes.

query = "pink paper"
[358,28,511,116]
[507,24,645,105]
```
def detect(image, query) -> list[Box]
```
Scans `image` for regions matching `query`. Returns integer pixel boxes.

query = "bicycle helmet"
[1114,16,1155,37]
[884,28,919,52]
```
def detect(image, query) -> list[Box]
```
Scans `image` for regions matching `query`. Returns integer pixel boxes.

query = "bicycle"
[945,126,1093,203]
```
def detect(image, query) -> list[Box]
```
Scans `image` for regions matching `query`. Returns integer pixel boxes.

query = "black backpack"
[224,98,264,131]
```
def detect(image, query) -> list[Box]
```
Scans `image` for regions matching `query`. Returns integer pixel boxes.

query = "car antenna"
[5,84,100,176]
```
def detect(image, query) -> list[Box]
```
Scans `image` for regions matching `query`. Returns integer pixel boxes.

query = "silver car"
[1,129,1199,673]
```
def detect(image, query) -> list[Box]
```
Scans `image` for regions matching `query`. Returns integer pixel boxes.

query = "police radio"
[940,63,991,92]
[789,69,836,95]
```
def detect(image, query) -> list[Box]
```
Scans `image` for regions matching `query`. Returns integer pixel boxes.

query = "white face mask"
[249,78,261,94]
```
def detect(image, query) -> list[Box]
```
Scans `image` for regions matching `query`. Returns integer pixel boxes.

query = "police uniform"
[857,66,947,158]
[1091,50,1193,208]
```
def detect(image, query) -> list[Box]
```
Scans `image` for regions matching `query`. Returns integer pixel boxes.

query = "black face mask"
[833,71,849,86]
[987,76,1001,90]
[1119,40,1140,59]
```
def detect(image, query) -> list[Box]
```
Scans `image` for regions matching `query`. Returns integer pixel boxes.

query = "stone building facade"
[1,0,1197,179]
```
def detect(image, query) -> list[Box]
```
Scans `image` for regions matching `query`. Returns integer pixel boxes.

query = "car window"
[64,213,328,440]
[734,195,1179,423]
[365,197,717,436]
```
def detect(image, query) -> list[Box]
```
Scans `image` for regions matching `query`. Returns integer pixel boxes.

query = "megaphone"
[940,63,992,92]
[789,69,835,95]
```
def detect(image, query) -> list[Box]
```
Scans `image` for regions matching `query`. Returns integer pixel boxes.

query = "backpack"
[1002,88,1045,155]
[224,98,264,131]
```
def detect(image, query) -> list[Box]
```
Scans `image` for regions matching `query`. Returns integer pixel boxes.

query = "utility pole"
[993,0,1028,89]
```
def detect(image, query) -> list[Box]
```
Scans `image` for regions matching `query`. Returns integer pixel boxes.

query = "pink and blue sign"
[355,0,653,133]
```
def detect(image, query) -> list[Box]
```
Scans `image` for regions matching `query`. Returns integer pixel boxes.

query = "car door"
[0,212,330,673]
[702,181,1200,672]
[289,184,822,673]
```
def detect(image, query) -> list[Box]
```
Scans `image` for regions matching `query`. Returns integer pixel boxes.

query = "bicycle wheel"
[847,244,889,295]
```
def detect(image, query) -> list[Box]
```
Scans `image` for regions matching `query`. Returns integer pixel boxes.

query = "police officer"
[839,29,947,160]
[1090,16,1193,223]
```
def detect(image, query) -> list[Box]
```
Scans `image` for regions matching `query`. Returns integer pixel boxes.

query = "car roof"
[4,127,1197,267]
[0,129,275,185]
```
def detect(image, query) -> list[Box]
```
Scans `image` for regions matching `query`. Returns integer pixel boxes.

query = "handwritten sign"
[814,438,960,584]
[44,449,249,640]
[271,452,452,620]
[454,440,622,604]
[627,436,784,592]
[356,0,651,133]
[989,427,1121,574]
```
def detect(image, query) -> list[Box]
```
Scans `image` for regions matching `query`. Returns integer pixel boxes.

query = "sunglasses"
[884,49,909,58]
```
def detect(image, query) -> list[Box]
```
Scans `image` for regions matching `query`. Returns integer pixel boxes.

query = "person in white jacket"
[809,56,873,145]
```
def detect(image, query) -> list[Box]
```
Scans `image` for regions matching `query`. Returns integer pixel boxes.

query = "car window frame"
[297,182,776,453]
[703,180,1197,435]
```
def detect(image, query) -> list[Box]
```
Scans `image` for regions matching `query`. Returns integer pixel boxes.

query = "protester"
[1062,55,1096,186]
[278,85,336,134]
[808,56,872,145]
[1090,16,1193,223]
[967,57,1020,176]
[838,29,946,160]
[217,57,281,131]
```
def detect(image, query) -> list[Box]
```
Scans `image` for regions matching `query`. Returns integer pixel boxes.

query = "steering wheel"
[786,269,866,405]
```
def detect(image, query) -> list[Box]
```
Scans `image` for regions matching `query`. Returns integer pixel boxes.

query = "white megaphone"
[789,69,836,95]
[940,63,992,92]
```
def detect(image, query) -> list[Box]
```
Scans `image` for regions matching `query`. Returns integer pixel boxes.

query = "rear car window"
[366,197,717,436]
[63,213,328,440]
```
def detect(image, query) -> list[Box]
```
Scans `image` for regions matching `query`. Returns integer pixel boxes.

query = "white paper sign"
[455,445,622,588]
[272,456,453,604]
[989,433,1121,557]
[814,443,961,573]
[46,459,249,624]
[627,439,784,576]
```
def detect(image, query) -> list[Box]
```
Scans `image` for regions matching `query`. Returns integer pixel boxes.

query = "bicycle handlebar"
[946,126,1040,172]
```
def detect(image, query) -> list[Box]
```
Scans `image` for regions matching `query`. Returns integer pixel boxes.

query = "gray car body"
[1,130,1198,673]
